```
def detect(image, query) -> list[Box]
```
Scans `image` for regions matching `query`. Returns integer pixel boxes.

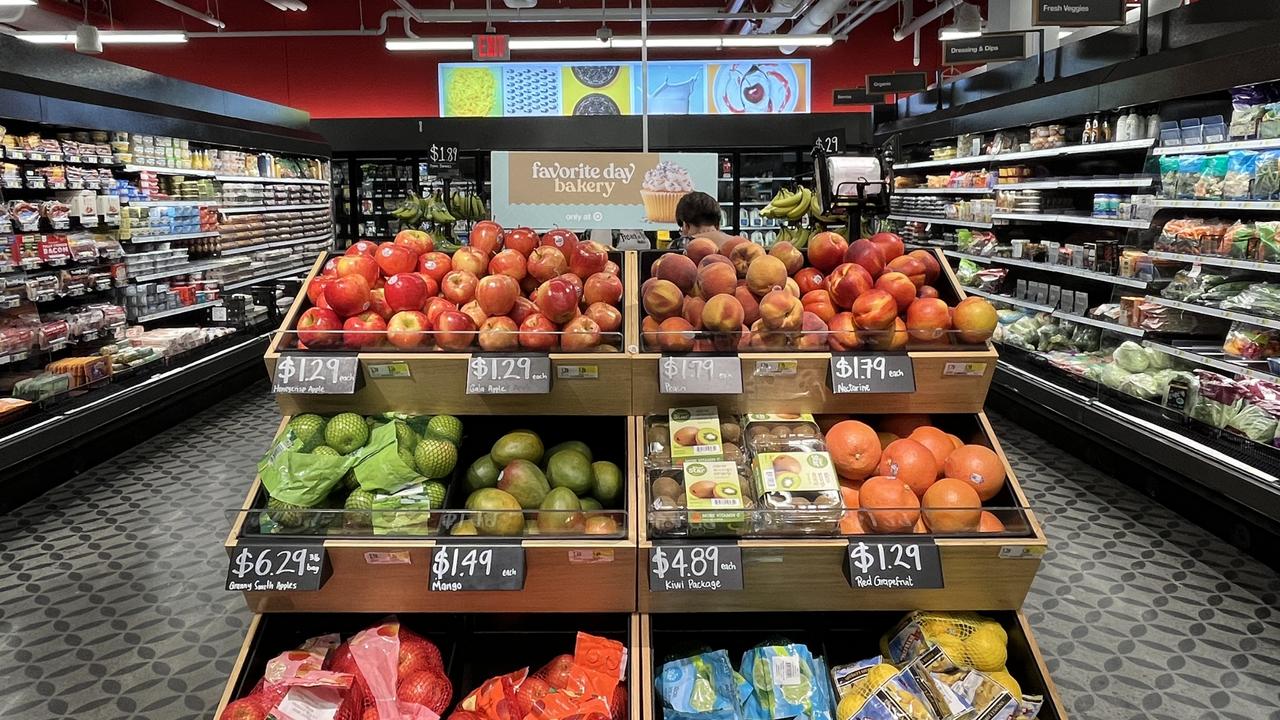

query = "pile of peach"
[639,232,997,352]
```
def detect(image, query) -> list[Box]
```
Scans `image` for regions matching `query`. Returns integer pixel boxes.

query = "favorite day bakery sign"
[490,151,718,230]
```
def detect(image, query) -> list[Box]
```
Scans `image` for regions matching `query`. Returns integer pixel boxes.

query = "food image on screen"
[502,65,562,116]
[572,65,620,88]
[573,93,622,116]
[444,67,499,117]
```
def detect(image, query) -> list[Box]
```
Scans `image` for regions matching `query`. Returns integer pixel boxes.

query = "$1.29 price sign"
[829,353,915,394]
[845,538,942,589]
[466,354,551,394]
[272,353,360,395]
[649,544,743,592]
[429,544,525,591]
[659,355,743,394]
[226,541,329,592]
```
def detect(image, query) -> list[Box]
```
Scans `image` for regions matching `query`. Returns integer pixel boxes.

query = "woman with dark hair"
[673,191,737,251]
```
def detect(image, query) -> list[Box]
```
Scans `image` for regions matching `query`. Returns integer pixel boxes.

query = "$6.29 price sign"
[659,356,743,394]
[272,353,360,395]
[429,545,525,591]
[225,542,329,592]
[845,538,942,590]
[649,544,743,592]
[466,354,551,394]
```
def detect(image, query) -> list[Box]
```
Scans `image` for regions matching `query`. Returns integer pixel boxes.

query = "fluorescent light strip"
[0,0,38,6]
[385,34,833,52]
[384,38,473,51]
[19,31,188,44]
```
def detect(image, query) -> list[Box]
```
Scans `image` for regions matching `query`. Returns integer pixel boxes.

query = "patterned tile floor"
[0,387,1277,719]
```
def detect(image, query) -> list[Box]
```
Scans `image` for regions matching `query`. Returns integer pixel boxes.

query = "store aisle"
[0,387,1277,719]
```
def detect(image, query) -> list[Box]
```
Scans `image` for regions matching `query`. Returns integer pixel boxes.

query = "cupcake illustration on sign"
[640,160,694,223]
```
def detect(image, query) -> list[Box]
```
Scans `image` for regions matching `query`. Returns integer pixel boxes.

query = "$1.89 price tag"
[659,356,742,394]
[225,541,329,592]
[845,538,942,589]
[429,544,525,591]
[466,354,552,394]
[649,544,743,592]
[272,353,360,395]
[828,353,915,394]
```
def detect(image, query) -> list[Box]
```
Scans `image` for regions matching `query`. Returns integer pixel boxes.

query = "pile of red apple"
[297,223,624,352]
[640,232,997,351]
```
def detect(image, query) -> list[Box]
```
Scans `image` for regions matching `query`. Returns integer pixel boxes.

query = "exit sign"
[473,33,510,61]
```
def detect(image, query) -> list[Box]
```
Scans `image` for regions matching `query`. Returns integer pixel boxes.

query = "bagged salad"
[1194,154,1228,200]
[1224,150,1258,200]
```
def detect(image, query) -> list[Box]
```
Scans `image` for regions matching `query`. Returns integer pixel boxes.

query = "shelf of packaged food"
[994,176,1155,190]
[0,149,118,166]
[894,138,1157,170]
[123,230,220,244]
[214,175,330,185]
[1151,137,1280,156]
[219,203,330,214]
[131,259,238,282]
[134,298,224,323]
[894,187,994,195]
[122,164,217,177]
[124,199,218,208]
[218,234,333,256]
[221,265,315,291]
[991,255,1153,288]
[1050,310,1145,337]
[1147,250,1280,274]
[885,214,994,229]
[962,286,1056,314]
[943,250,994,264]
[991,212,1151,229]
[1142,339,1278,382]
[1153,198,1280,210]
[1143,295,1280,331]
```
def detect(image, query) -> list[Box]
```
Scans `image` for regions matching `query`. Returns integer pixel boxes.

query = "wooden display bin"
[265,251,635,417]
[227,415,640,613]
[629,249,996,415]
[638,610,1067,719]
[638,413,1047,612]
[216,612,642,719]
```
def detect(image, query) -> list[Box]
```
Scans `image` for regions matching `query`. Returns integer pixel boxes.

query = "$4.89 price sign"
[659,355,743,394]
[649,544,743,592]
[845,538,942,590]
[225,542,330,592]
[829,353,915,394]
[466,354,551,394]
[272,353,360,395]
[429,544,525,591]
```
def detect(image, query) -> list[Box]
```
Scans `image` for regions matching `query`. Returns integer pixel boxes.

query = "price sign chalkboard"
[659,355,743,394]
[846,538,942,590]
[649,544,743,592]
[428,142,460,167]
[429,544,525,591]
[272,354,360,394]
[829,353,915,394]
[812,129,844,155]
[466,354,552,394]
[226,540,330,592]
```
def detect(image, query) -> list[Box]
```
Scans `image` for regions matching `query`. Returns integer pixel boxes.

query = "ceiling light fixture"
[0,0,38,6]
[264,0,308,9]
[938,2,984,40]
[384,34,833,52]
[18,30,189,44]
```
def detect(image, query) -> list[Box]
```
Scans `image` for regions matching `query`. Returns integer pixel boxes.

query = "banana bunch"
[761,186,815,222]
[448,191,488,222]
[777,225,813,249]
[390,193,429,227]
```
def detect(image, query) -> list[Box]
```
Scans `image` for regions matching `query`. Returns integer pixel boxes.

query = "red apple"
[442,270,479,305]
[534,278,579,324]
[386,310,429,349]
[323,275,371,317]
[322,257,339,276]
[478,316,520,351]
[297,307,341,347]
[418,251,453,284]
[569,241,609,280]
[557,273,584,302]
[335,254,379,286]
[518,313,559,351]
[423,297,457,329]
[476,274,520,316]
[603,260,620,276]
[489,249,528,281]
[452,246,489,276]
[470,221,503,257]
[368,288,393,320]
[435,310,477,351]
[393,229,433,256]
[306,276,331,306]
[345,240,378,256]
[510,296,539,325]
[375,242,418,277]
[460,300,488,328]
[583,272,624,306]
[503,227,538,257]
[384,273,428,313]
[561,316,602,352]
[527,246,568,283]
[414,273,439,300]
[585,302,622,334]
[343,311,386,348]
[541,228,579,258]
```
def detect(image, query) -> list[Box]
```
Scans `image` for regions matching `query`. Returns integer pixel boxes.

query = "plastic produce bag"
[1194,155,1228,199]
[372,484,436,536]
[1191,371,1246,428]
[658,650,744,720]
[739,643,833,720]
[1223,322,1280,359]
[1177,156,1207,200]
[353,422,423,494]
[1221,283,1280,319]
[1158,156,1180,199]
[1161,270,1231,302]
[1099,364,1131,391]
[956,259,980,286]
[1225,151,1259,199]
[1255,150,1280,200]
[1218,222,1258,259]
[259,426,358,507]
[1120,372,1161,401]
[1256,221,1280,262]
[1112,341,1151,373]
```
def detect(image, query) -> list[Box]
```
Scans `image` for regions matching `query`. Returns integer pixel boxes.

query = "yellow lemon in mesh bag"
[987,669,1022,702]
[962,626,1009,672]
[836,689,866,720]
[867,663,898,688]
[931,634,967,667]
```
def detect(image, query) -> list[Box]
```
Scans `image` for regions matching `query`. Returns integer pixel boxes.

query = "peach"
[703,293,745,333]
[682,296,706,329]
[768,240,804,275]
[692,339,716,353]
[845,238,885,278]
[875,271,917,313]
[802,289,833,306]
[794,267,825,295]
[583,272,624,306]
[561,315,602,352]
[870,231,905,262]
[730,242,765,278]
[746,255,788,296]
[642,278,684,320]
[750,319,789,351]
[827,312,861,351]
[918,285,939,299]
[759,289,803,331]
[698,253,733,269]
[585,302,623,334]
[796,311,828,351]
[886,255,927,288]
[867,317,908,350]
[807,231,849,273]
[852,289,897,330]
[659,317,696,352]
[720,236,747,259]
[478,316,520,352]
[685,237,719,265]
[784,278,801,298]
[734,285,761,326]
[696,262,737,298]
[804,299,837,324]
[827,263,873,309]
[653,253,698,293]
[488,249,527,281]
[908,249,941,285]
[906,297,952,342]
[953,296,997,344]
[641,316,662,349]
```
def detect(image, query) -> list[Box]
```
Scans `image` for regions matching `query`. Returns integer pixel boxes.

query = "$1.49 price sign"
[649,544,743,592]
[845,538,942,589]
[225,541,329,592]
[429,544,525,591]
[659,355,743,394]
[272,353,360,394]
[829,353,915,394]
[466,354,551,394]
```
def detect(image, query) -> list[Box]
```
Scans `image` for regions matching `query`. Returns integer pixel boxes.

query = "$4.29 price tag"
[226,541,330,592]
[659,355,743,394]
[845,538,942,590]
[466,354,552,394]
[828,353,915,394]
[272,353,360,395]
[649,544,743,592]
[429,544,525,591]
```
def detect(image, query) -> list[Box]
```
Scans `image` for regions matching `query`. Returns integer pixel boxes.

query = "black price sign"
[942,33,1027,66]
[660,355,743,394]
[813,129,844,155]
[466,354,552,394]
[829,353,915,394]
[428,142,460,167]
[833,88,882,106]
[649,544,743,592]
[865,72,927,94]
[226,540,330,592]
[846,538,943,590]
[272,354,360,394]
[430,544,525,591]
[1033,0,1125,26]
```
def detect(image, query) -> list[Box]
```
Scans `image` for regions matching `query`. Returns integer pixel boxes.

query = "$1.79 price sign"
[466,354,551,394]
[429,544,525,591]
[225,541,329,592]
[272,353,360,395]
[845,538,942,589]
[659,355,743,394]
[829,353,915,394]
[649,544,743,592]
